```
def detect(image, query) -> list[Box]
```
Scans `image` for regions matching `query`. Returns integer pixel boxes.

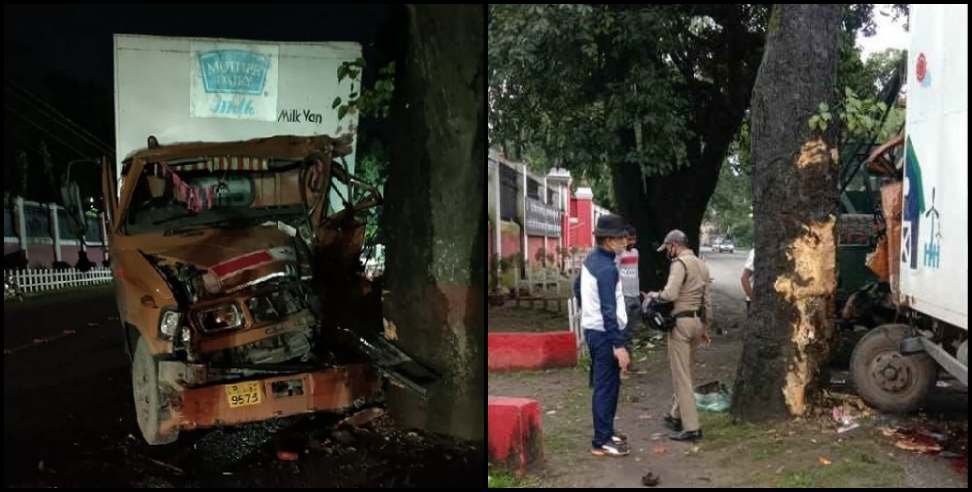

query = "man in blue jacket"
[573,214,630,457]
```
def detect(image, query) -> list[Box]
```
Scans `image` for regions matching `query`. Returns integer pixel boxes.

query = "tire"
[132,336,179,445]
[850,324,938,413]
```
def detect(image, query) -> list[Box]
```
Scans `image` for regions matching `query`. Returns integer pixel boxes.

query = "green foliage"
[705,118,753,247]
[588,172,616,212]
[813,83,904,143]
[354,143,388,246]
[809,102,834,133]
[489,5,731,180]
[335,58,396,129]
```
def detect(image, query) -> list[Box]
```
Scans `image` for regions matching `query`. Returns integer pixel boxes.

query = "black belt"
[673,310,703,319]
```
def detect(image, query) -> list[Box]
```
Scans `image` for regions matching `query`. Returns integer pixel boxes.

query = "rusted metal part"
[167,364,380,431]
[194,310,316,354]
[123,134,353,165]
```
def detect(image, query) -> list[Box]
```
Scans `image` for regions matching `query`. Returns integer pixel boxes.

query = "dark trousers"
[586,329,620,448]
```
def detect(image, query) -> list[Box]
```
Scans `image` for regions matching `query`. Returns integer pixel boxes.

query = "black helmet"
[642,297,676,331]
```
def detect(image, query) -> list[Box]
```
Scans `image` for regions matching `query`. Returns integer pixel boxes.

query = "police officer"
[645,229,711,442]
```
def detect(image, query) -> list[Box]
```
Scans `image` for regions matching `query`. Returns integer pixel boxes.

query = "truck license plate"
[226,381,262,408]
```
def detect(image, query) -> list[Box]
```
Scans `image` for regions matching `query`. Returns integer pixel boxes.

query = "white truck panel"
[114,34,361,208]
[900,4,968,330]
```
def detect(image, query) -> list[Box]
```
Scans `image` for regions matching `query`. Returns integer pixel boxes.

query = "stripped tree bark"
[731,4,843,422]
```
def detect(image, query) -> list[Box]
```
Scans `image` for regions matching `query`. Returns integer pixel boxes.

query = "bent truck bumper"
[160,363,380,434]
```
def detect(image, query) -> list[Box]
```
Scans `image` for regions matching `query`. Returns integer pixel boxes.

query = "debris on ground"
[144,456,184,475]
[338,407,385,429]
[878,425,950,454]
[820,389,873,434]
[894,435,943,453]
[818,456,832,465]
[331,430,356,445]
[832,406,861,434]
[820,389,873,416]
[276,450,300,462]
[641,471,661,487]
[695,381,731,412]
[651,445,667,456]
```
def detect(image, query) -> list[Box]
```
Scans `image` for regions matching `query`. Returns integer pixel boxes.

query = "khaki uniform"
[659,250,711,432]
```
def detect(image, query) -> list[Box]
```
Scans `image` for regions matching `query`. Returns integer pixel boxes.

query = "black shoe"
[668,429,703,442]
[663,415,683,432]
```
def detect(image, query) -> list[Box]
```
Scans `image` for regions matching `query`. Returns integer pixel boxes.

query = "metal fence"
[5,267,113,296]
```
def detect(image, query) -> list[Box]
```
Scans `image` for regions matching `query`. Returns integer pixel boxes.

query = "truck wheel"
[850,324,937,412]
[132,336,178,445]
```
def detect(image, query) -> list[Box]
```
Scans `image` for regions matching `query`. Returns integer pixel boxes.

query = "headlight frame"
[194,302,244,333]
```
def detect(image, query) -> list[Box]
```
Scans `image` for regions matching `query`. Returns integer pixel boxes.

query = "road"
[4,286,480,487]
[699,247,750,334]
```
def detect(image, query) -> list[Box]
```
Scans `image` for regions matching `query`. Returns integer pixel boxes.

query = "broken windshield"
[124,159,309,235]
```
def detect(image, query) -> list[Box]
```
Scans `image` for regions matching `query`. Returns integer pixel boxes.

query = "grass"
[487,468,539,488]
[776,451,902,488]
[696,413,904,487]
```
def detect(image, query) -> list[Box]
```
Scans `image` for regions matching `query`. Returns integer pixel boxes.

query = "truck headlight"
[159,310,181,339]
[195,303,243,332]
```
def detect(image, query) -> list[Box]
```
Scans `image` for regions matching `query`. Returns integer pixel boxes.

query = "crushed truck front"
[104,135,382,444]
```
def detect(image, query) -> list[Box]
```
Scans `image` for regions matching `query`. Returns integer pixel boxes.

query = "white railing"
[4,267,113,296]
[567,296,584,350]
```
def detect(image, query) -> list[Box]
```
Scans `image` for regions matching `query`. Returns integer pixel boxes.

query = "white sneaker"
[591,442,630,457]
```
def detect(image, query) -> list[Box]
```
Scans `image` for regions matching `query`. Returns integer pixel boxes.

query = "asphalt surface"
[4,284,482,487]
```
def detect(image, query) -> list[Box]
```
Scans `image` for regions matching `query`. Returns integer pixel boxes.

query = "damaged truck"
[60,35,435,444]
[839,4,967,413]
[103,135,390,444]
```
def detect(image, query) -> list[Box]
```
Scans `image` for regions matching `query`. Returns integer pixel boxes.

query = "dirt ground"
[488,249,968,488]
[4,285,482,487]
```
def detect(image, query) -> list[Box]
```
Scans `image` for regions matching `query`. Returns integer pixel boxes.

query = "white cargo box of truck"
[849,4,967,413]
[899,4,968,331]
[113,34,361,209]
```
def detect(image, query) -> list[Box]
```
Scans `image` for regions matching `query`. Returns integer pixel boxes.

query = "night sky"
[4,4,402,203]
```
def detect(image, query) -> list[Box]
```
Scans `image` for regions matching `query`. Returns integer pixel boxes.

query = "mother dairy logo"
[198,50,271,95]
[916,53,932,88]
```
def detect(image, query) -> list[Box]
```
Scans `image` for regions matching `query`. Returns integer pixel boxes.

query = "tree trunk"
[612,82,750,290]
[382,4,484,441]
[731,4,842,422]
[609,8,763,291]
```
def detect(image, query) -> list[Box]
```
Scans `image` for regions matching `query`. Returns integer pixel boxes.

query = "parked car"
[715,239,735,253]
